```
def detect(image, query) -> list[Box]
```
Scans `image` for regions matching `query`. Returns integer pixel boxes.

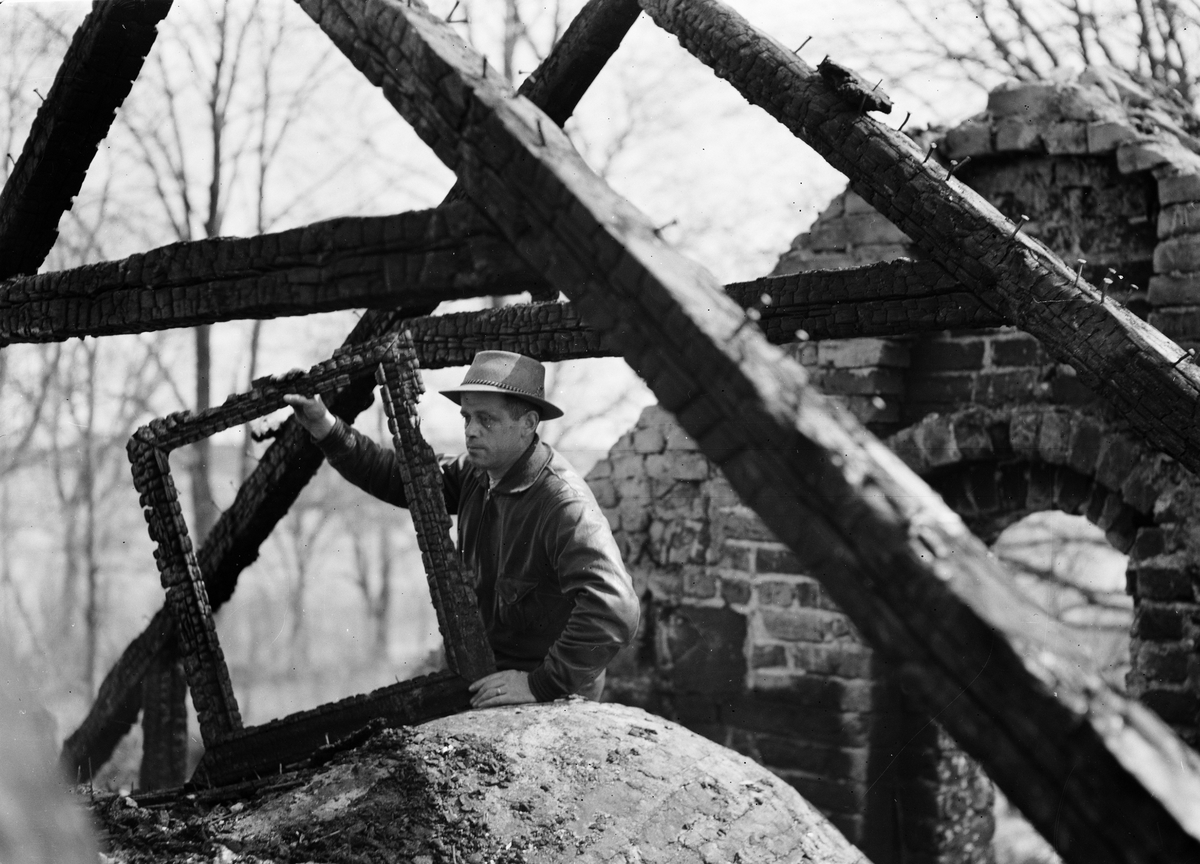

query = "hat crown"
[439,351,564,420]
[461,351,546,399]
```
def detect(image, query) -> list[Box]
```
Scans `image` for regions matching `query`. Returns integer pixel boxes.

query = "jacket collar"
[489,435,552,495]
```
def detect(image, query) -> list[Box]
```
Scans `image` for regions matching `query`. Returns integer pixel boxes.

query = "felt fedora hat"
[440,351,563,420]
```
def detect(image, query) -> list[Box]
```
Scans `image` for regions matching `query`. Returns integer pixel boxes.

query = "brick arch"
[888,404,1200,745]
[927,460,1146,548]
[886,405,1177,546]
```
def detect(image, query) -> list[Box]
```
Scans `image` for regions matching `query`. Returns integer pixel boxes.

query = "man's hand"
[469,670,535,709]
[282,391,335,442]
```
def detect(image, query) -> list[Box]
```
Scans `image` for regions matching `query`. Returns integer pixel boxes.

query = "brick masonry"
[593,67,1200,864]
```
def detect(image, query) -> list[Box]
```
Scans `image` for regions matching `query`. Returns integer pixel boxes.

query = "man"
[284,350,639,709]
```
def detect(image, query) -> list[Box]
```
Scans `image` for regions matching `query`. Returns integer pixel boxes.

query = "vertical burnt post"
[376,330,496,683]
[138,641,189,790]
[127,434,242,748]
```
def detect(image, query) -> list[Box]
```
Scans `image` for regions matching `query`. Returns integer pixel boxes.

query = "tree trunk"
[191,324,218,544]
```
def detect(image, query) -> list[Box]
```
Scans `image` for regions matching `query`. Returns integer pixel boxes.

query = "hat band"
[460,375,545,399]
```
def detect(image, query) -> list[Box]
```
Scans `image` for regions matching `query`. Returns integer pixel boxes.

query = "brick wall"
[593,406,960,863]
[590,68,1200,863]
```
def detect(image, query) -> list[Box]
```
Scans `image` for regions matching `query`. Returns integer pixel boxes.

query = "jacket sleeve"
[526,492,640,702]
[316,418,463,512]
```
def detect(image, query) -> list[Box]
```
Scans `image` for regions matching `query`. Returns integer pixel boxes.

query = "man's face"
[459,392,535,476]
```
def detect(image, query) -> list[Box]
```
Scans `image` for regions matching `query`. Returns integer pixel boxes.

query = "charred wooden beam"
[300,2,1200,862]
[639,0,1200,478]
[0,0,173,279]
[377,332,495,681]
[2,227,995,348]
[0,204,547,344]
[402,262,997,366]
[193,671,470,787]
[125,336,408,746]
[517,0,642,128]
[724,259,1002,341]
[137,643,188,791]
[64,0,641,781]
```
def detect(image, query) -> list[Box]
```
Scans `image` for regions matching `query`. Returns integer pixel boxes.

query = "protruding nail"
[1010,214,1029,239]
[1073,259,1086,287]
[923,142,937,164]
[795,36,812,54]
[446,0,458,21]
[652,218,678,238]
[898,111,911,132]
[947,156,971,177]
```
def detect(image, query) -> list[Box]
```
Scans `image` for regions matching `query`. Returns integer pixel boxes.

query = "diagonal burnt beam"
[298,2,1200,862]
[62,0,642,782]
[0,0,173,279]
[1,213,995,344]
[640,0,1200,478]
[0,204,549,345]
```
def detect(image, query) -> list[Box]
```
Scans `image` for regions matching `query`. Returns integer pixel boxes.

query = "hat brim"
[440,384,564,421]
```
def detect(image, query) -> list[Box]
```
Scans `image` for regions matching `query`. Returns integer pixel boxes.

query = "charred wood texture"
[300,1,1200,862]
[65,0,640,781]
[0,0,172,279]
[639,0,1200,479]
[0,204,548,344]
[378,333,495,681]
[723,260,1001,341]
[193,671,470,787]
[127,437,242,746]
[137,643,188,791]
[3,226,998,345]
[127,336,400,746]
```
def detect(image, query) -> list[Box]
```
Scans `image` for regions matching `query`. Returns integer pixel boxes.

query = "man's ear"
[522,410,540,436]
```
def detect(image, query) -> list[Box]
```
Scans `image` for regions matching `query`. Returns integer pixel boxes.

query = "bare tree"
[890,0,1200,107]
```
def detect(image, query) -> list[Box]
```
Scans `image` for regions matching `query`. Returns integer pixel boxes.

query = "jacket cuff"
[314,418,353,458]
[526,665,559,703]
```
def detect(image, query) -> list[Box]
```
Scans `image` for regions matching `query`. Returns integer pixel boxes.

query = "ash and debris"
[90,727,550,864]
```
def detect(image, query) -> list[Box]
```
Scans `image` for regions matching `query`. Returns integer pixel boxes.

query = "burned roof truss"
[3,0,1198,861]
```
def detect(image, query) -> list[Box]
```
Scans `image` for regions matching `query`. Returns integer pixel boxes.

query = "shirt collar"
[490,435,552,495]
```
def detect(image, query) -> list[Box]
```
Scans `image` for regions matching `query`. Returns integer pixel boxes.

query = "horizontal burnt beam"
[0,0,173,279]
[404,263,1000,366]
[0,203,550,344]
[2,226,997,346]
[193,671,471,787]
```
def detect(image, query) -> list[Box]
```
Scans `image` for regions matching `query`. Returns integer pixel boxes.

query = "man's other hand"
[469,669,535,709]
[281,389,335,442]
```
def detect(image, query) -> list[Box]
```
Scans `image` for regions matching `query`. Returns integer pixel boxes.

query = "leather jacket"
[317,420,639,701]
